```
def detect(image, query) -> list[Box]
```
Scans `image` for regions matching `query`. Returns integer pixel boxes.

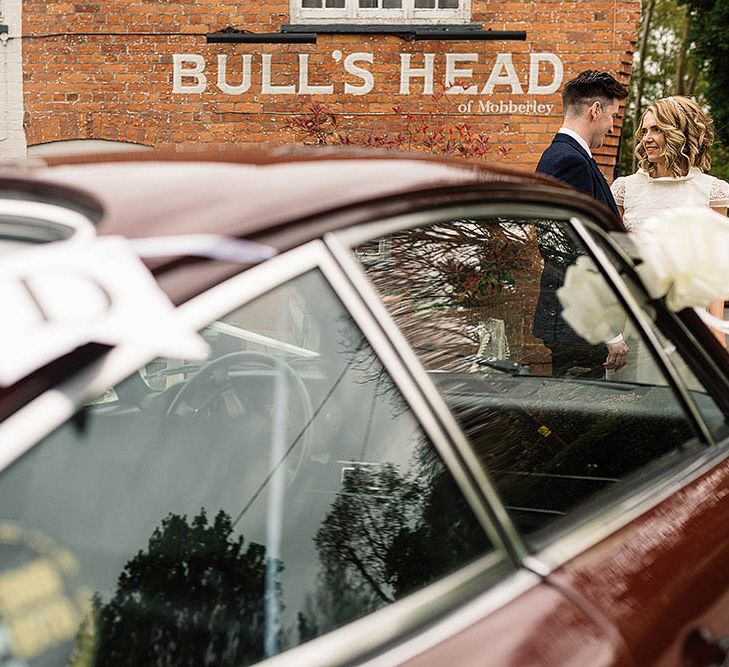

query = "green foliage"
[710,142,729,181]
[90,509,270,667]
[620,0,705,175]
[621,0,729,177]
[682,0,729,144]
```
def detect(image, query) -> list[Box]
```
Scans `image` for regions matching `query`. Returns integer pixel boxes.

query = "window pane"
[325,0,345,7]
[0,269,493,665]
[438,0,459,8]
[414,0,436,7]
[355,216,715,542]
[302,0,322,8]
[383,0,403,8]
[358,0,378,7]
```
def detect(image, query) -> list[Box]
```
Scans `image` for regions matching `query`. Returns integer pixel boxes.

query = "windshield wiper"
[469,358,531,375]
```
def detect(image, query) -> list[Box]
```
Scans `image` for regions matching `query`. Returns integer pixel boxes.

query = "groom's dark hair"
[562,70,628,115]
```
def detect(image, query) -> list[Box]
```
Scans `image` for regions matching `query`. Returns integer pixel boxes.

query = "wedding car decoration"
[558,207,729,343]
[557,255,628,345]
[0,237,208,386]
[0,234,277,387]
[634,208,729,311]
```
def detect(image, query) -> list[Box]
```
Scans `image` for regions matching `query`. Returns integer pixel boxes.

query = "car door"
[0,238,624,667]
[542,218,729,667]
[332,199,729,667]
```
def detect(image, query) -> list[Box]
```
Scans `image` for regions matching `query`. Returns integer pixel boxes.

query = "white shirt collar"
[558,128,592,157]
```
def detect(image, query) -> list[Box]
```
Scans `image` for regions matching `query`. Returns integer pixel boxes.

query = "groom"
[535,70,629,376]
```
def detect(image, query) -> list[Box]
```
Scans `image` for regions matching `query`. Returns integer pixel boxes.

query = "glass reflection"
[0,269,491,666]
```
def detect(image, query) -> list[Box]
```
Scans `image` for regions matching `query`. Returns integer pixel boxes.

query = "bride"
[608,96,729,381]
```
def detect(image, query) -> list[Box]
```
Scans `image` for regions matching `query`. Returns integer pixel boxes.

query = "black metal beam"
[207,30,316,44]
[207,24,526,44]
[282,23,526,40]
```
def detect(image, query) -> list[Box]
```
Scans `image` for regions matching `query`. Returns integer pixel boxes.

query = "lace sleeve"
[611,177,626,206]
[709,177,729,208]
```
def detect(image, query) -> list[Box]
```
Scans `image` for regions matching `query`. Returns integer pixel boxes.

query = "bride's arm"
[710,206,727,346]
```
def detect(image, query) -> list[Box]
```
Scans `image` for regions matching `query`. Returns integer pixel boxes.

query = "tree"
[681,0,729,145]
[621,0,705,174]
[620,0,729,178]
[300,453,490,635]
[81,509,273,667]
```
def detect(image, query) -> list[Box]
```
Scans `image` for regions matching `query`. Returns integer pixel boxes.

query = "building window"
[292,0,471,24]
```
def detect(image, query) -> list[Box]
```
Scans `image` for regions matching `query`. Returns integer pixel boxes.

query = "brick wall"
[23,0,640,176]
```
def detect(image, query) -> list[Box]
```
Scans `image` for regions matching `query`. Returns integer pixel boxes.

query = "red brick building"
[5,0,640,176]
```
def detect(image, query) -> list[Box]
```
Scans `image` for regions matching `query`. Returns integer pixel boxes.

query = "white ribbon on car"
[558,207,729,344]
[131,234,277,264]
[0,233,278,387]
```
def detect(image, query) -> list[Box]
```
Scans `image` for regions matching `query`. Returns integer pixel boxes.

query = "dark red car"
[1,148,729,667]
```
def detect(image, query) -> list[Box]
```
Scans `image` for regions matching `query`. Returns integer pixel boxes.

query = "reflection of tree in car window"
[360,221,540,373]
[300,446,490,637]
[78,509,270,667]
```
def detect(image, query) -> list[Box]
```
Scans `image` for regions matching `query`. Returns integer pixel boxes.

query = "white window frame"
[291,0,471,25]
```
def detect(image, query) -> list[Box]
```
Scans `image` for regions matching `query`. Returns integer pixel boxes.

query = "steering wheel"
[166,351,314,485]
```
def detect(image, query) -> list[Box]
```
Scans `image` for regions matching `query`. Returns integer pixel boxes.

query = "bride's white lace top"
[611,167,729,231]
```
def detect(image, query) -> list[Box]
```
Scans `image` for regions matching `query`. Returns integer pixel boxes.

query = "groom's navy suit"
[534,132,618,376]
[536,132,619,215]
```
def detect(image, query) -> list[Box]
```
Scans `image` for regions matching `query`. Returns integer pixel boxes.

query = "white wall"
[0,0,26,158]
[28,139,153,157]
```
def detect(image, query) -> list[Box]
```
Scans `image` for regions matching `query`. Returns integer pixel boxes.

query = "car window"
[0,268,495,666]
[351,212,727,545]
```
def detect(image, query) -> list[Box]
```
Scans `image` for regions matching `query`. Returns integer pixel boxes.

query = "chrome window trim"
[325,228,528,563]
[0,241,327,467]
[183,240,515,556]
[259,568,538,667]
[571,216,713,445]
[359,570,538,667]
[333,202,585,249]
[534,441,729,570]
[0,198,96,240]
[527,216,721,570]
[314,243,512,556]
[327,204,724,580]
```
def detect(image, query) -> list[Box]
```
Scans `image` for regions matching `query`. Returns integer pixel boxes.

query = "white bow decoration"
[557,255,627,345]
[0,233,278,387]
[558,207,729,343]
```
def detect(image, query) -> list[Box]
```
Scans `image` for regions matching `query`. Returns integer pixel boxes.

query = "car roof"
[0,147,623,305]
[6,147,619,240]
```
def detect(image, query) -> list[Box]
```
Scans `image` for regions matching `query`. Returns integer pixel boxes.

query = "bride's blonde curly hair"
[635,96,714,176]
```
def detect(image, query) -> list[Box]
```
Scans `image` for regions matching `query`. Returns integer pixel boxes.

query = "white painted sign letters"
[171,50,565,114]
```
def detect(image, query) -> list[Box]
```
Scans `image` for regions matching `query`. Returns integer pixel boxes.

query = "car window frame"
[601,226,729,416]
[0,238,528,667]
[327,201,729,575]
[570,215,714,443]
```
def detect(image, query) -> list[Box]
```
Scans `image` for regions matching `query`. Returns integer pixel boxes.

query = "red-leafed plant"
[285,91,509,159]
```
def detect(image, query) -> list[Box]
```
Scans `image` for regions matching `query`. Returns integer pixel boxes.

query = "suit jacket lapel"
[588,158,619,215]
[554,135,619,216]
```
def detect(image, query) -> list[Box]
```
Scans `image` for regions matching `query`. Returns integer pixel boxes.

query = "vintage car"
[1,148,729,667]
